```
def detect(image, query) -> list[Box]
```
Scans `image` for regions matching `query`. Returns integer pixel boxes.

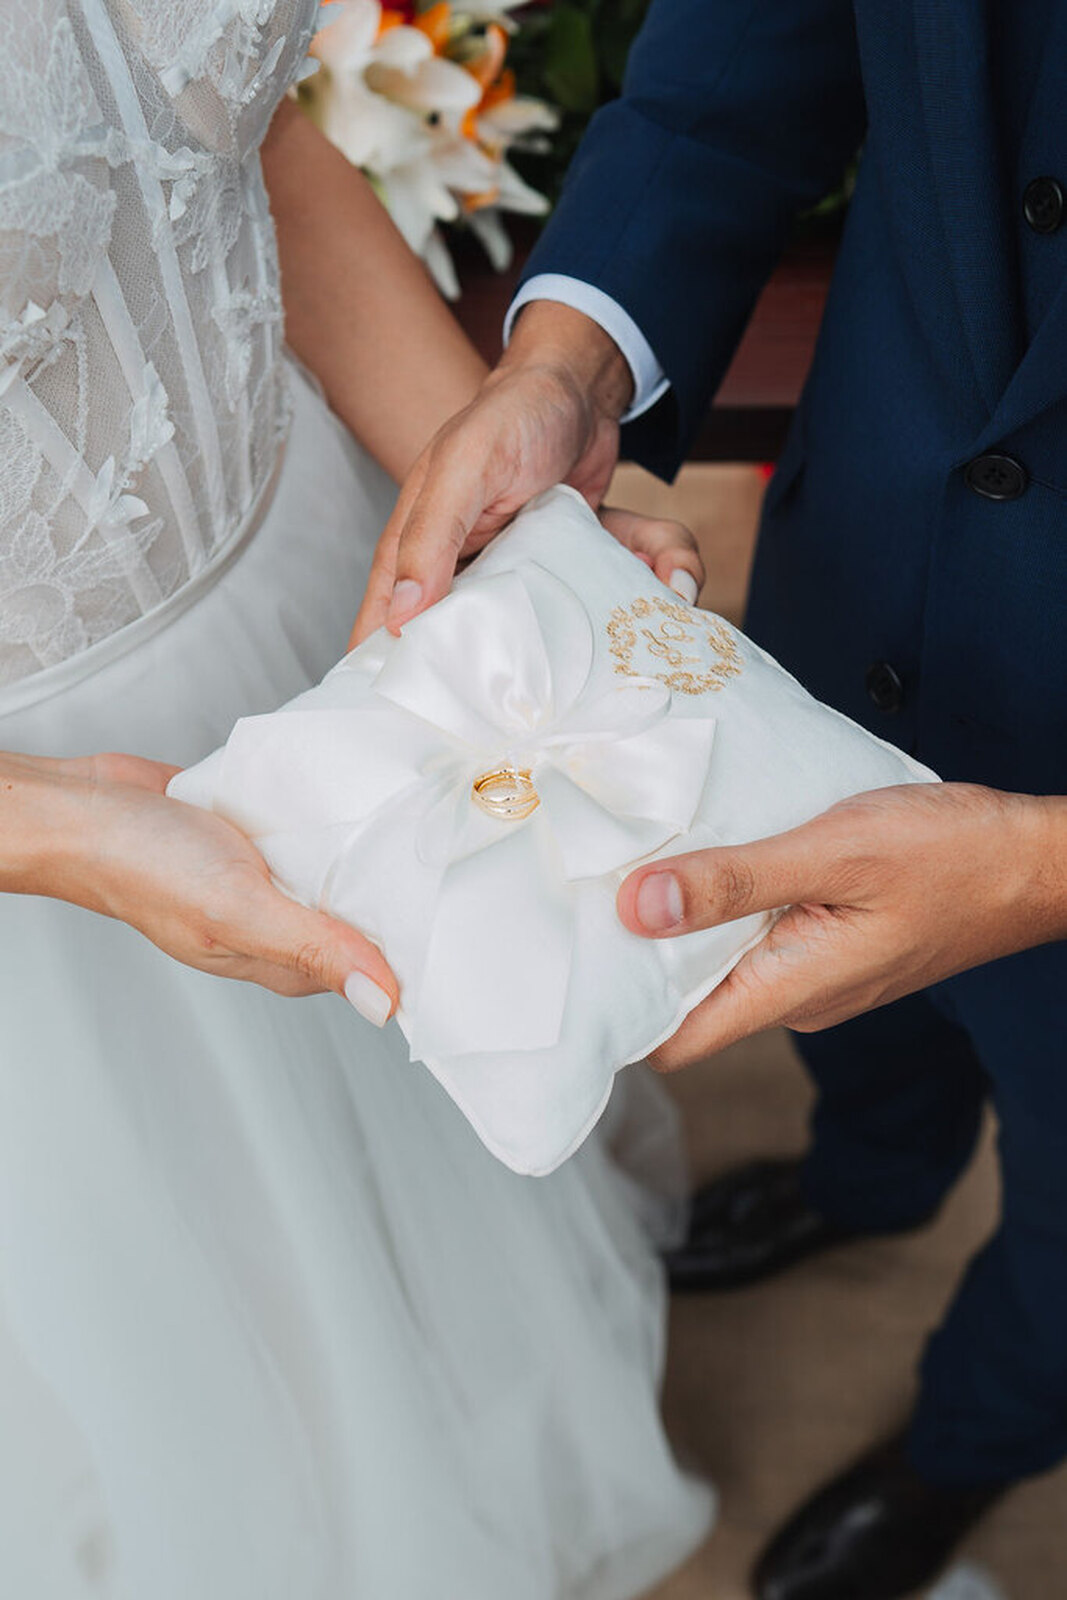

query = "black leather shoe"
[663,1159,861,1292]
[753,1433,1009,1600]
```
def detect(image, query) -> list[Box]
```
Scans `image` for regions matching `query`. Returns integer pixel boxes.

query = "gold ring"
[471,767,540,821]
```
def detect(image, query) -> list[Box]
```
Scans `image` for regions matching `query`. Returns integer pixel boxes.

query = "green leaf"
[597,0,649,91]
[543,5,600,114]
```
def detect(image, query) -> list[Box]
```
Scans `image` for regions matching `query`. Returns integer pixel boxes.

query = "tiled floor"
[605,464,1067,1600]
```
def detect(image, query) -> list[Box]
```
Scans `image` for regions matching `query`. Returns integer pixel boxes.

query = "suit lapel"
[911,0,1022,420]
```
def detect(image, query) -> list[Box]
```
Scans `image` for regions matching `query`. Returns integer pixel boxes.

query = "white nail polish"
[668,569,699,605]
[344,972,392,1028]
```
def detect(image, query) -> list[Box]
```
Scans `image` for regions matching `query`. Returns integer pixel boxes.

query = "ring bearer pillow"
[169,487,936,1175]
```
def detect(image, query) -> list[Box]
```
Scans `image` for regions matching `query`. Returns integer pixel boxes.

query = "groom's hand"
[352,302,630,645]
[617,783,1067,1069]
[351,302,703,644]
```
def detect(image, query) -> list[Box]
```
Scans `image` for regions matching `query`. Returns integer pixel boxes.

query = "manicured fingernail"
[387,578,422,627]
[634,871,685,933]
[344,972,392,1027]
[668,569,699,605]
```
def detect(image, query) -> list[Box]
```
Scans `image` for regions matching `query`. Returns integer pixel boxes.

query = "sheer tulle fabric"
[0,366,712,1597]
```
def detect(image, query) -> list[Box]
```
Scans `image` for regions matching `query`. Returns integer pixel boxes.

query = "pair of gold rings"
[471,767,540,821]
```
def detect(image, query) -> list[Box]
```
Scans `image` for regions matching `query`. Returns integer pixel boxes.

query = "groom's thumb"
[618,825,836,938]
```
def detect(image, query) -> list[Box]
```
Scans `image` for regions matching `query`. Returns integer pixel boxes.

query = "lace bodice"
[0,0,320,689]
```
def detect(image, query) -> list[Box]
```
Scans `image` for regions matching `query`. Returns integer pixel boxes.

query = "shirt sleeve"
[504,274,669,424]
[512,0,865,479]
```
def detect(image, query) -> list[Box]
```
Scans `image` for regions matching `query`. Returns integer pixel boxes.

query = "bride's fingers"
[247,883,398,1022]
[90,751,183,793]
[597,507,705,603]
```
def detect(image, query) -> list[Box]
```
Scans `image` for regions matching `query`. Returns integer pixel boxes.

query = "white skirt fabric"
[0,363,713,1600]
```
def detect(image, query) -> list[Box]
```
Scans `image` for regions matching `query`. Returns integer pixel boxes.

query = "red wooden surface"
[715,230,835,407]
[450,221,837,462]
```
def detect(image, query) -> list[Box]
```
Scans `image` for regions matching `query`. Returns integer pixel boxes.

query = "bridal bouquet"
[171,488,937,1176]
[298,1,559,297]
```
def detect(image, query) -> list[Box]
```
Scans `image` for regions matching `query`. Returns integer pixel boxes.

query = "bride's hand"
[3,751,397,1021]
[596,505,704,604]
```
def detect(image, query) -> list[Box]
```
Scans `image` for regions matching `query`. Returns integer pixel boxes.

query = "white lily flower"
[378,128,490,259]
[458,161,549,289]
[312,0,381,71]
[466,206,511,271]
[451,0,526,27]
[365,53,481,121]
[478,94,559,144]
[311,3,428,169]
[316,2,479,125]
[369,22,434,73]
[382,154,461,255]
[423,227,462,299]
[304,0,558,294]
[318,78,429,172]
[424,132,498,192]
[492,158,551,215]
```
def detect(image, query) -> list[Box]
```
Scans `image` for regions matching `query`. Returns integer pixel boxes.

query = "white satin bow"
[210,563,717,1060]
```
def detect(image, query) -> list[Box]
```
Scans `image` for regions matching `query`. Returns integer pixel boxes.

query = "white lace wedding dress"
[0,3,713,1595]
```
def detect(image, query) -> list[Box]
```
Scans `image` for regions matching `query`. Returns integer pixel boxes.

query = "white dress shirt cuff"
[505,275,669,424]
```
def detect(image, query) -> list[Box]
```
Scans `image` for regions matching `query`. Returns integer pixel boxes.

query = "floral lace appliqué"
[0,0,319,690]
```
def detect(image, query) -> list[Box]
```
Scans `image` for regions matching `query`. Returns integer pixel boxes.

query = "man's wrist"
[501,301,635,422]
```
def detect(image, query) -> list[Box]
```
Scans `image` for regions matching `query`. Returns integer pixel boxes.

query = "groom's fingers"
[351,523,398,648]
[385,459,507,633]
[617,811,892,1067]
[646,922,823,1068]
[384,396,548,630]
[646,946,795,1068]
[352,430,506,646]
[646,897,877,1068]
[616,806,876,939]
[351,460,424,646]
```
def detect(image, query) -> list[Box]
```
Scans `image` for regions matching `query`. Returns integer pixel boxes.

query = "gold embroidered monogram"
[606,597,743,695]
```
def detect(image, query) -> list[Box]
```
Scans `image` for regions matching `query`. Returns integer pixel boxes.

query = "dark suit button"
[963,452,1028,500]
[865,660,904,714]
[1023,176,1064,233]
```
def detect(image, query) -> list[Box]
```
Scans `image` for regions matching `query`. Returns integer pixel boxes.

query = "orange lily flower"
[377,4,413,33]
[460,23,511,141]
[414,2,452,52]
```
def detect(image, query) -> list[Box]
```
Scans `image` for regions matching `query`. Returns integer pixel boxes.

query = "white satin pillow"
[169,486,936,1174]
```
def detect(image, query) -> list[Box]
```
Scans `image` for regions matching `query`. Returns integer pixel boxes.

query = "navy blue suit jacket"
[522,0,1067,800]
